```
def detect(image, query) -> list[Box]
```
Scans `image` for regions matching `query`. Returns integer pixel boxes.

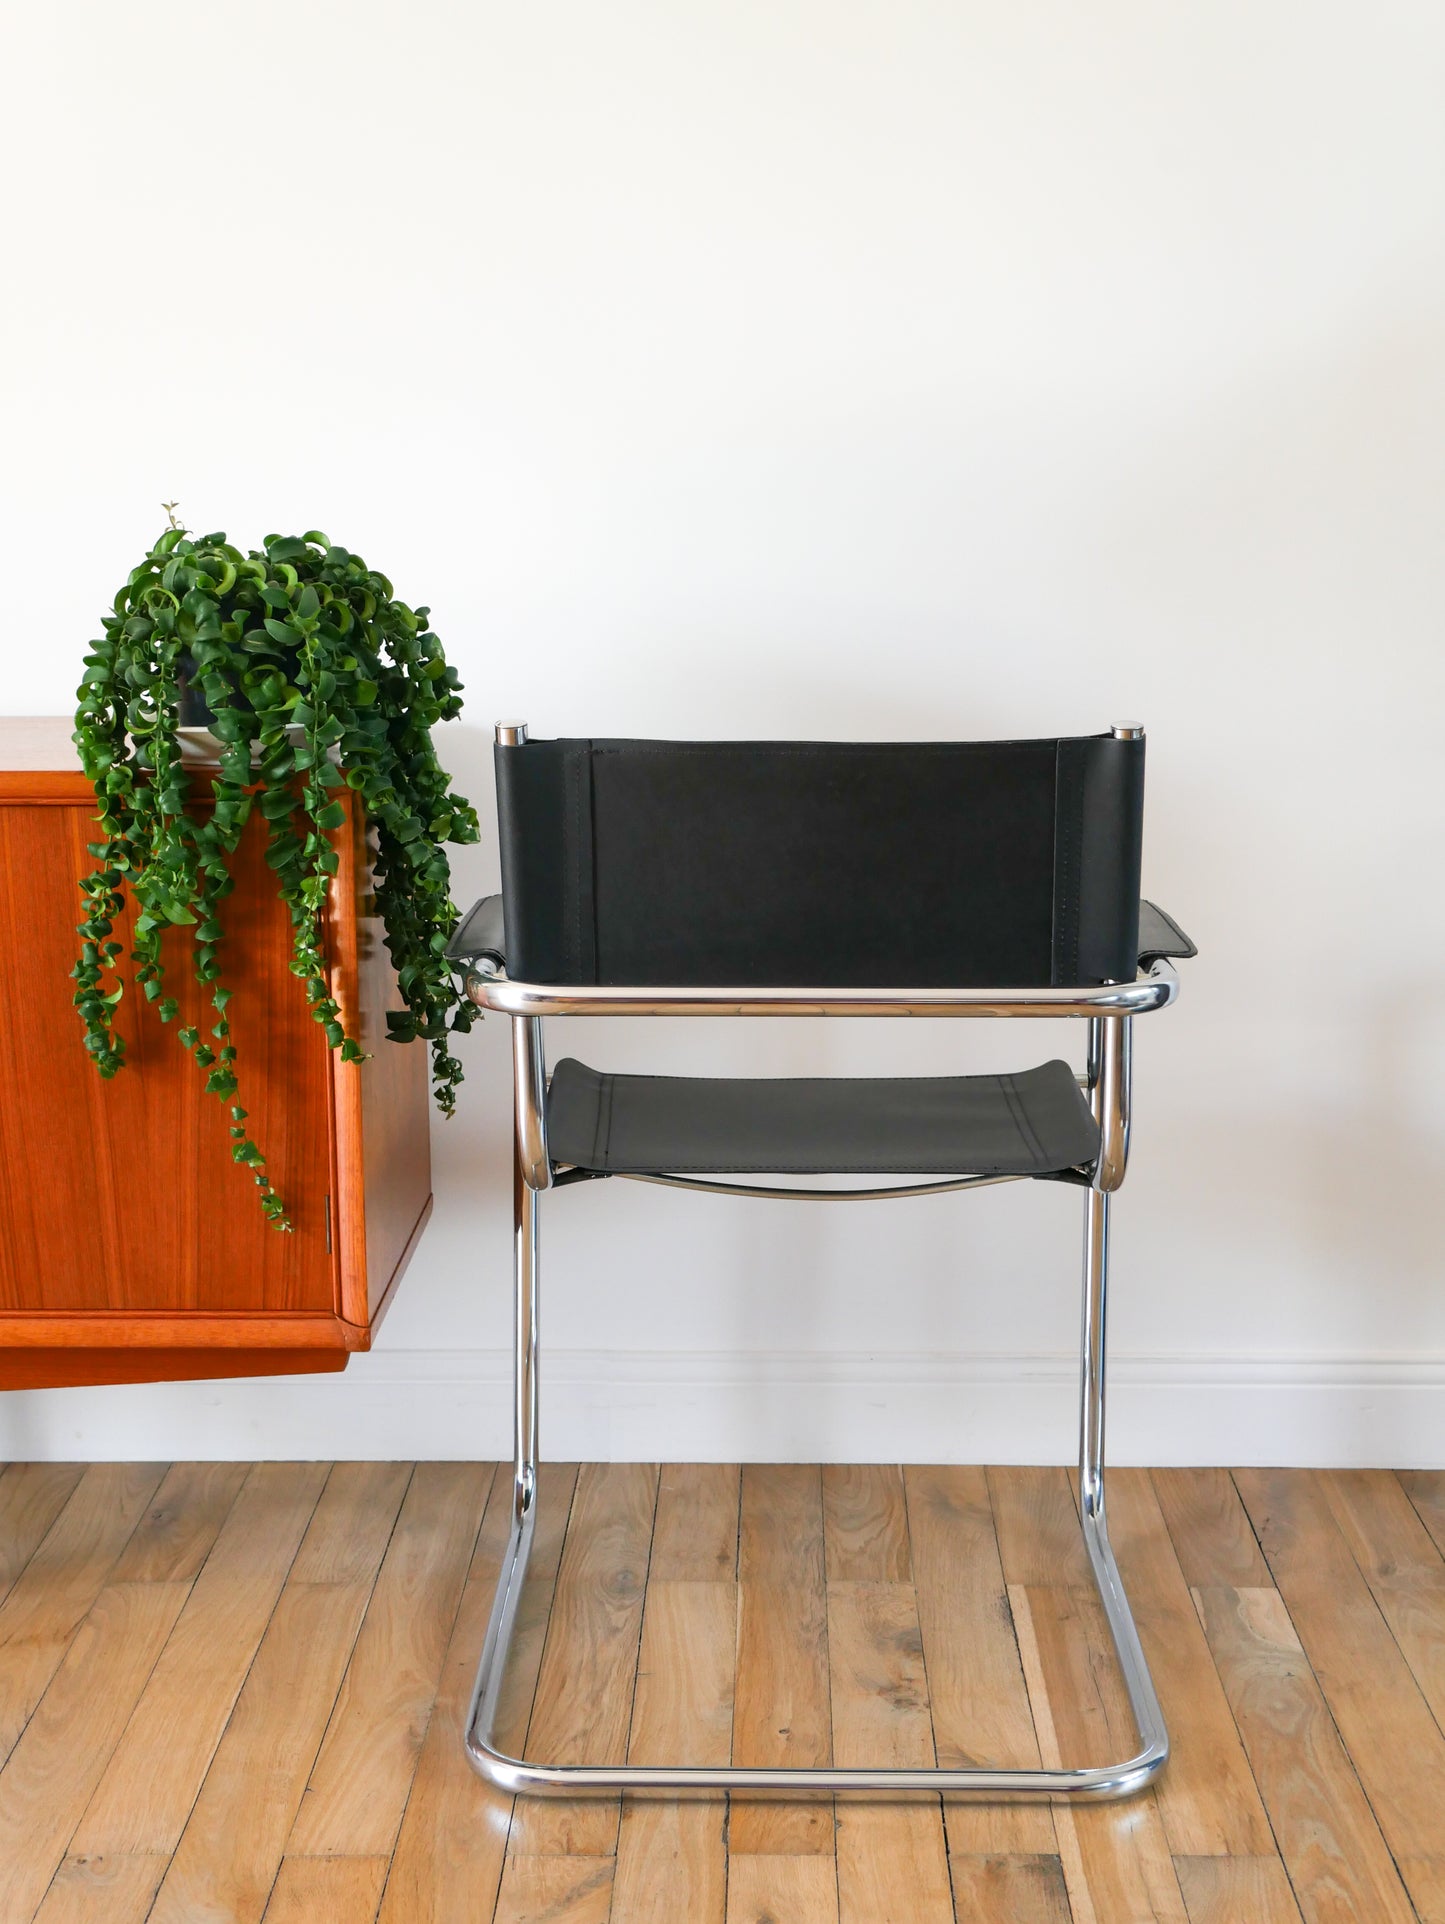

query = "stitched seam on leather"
[1053,743,1083,985]
[999,1073,1047,1168]
[585,1070,608,1169]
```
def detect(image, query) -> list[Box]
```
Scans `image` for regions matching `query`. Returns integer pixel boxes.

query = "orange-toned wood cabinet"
[0,719,432,1389]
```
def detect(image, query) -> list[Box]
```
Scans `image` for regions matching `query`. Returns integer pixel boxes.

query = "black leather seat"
[547,1055,1098,1177]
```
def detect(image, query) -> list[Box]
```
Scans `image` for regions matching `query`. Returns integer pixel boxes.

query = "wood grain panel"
[0,1461,166,1760]
[108,1459,250,1583]
[988,1466,1091,1586]
[74,1461,330,1855]
[31,1853,168,1924]
[1193,1584,1417,1924]
[649,1463,740,1582]
[1174,1854,1304,1924]
[726,1855,839,1924]
[493,1855,614,1924]
[610,1581,734,1924]
[13,1460,1445,1924]
[1320,1468,1445,1731]
[905,1464,1056,1857]
[0,802,334,1317]
[288,1461,488,1858]
[1105,1466,1274,1856]
[0,1462,84,1606]
[381,1466,581,1924]
[946,1854,1073,1924]
[0,1580,189,1921]
[509,1462,658,1857]
[828,1581,952,1924]
[732,1463,833,1855]
[262,1854,389,1923]
[0,729,433,1387]
[1152,1468,1273,1588]
[823,1464,911,1582]
[1013,1581,1188,1923]
[0,1344,351,1389]
[1234,1466,1445,1880]
[1399,1470,1445,1557]
[144,1463,409,1924]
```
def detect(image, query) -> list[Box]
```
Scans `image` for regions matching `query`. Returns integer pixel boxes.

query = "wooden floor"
[1,1464,1443,1923]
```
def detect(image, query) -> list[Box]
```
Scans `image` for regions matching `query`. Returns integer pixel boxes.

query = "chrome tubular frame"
[463,983,1171,1801]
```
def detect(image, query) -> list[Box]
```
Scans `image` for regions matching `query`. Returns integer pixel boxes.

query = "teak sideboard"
[0,718,432,1390]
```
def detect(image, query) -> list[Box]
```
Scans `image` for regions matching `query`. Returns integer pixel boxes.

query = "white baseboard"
[2,1347,1443,1466]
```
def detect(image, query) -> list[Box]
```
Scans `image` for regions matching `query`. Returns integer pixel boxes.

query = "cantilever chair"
[449,722,1196,1802]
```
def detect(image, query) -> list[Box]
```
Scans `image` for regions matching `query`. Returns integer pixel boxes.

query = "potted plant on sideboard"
[0,517,480,1389]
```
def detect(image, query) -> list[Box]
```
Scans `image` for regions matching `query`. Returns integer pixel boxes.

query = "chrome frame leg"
[464,1011,1168,1800]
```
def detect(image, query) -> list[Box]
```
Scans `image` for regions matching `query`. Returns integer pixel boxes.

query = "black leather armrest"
[447,894,507,969]
[1138,899,1196,966]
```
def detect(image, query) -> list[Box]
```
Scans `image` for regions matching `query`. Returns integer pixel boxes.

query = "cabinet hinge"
[324,1193,332,1254]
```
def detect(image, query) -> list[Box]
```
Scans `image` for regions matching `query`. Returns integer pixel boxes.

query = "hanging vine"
[72,520,480,1227]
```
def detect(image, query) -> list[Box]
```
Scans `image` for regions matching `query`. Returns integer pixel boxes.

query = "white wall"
[2,0,1443,1464]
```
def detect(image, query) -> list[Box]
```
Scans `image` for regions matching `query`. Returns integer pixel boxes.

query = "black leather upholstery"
[1137,900,1196,965]
[495,735,1146,990]
[446,893,506,968]
[547,1056,1100,1177]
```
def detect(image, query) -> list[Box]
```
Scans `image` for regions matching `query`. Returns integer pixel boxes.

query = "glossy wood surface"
[3,1461,1442,1922]
[0,720,433,1387]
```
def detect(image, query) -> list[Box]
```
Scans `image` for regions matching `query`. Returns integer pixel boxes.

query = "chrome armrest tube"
[465,957,1179,1019]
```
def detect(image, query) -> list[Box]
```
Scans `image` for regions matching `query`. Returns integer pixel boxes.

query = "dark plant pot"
[177,659,216,729]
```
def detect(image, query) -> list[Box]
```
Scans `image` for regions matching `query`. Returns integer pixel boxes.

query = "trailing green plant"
[72,518,480,1227]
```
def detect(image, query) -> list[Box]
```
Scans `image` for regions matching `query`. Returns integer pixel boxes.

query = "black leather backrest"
[495,735,1144,988]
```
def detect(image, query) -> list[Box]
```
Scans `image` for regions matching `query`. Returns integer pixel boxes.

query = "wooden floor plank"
[1013,1582,1188,1923]
[508,1462,658,1858]
[286,1460,415,1584]
[740,1463,827,1589]
[1152,1469,1272,1589]
[148,1463,412,1924]
[828,1580,952,1924]
[493,1855,614,1923]
[1106,1467,1274,1856]
[289,1461,489,1859]
[8,1458,1443,1924]
[30,1852,168,1924]
[733,1464,833,1855]
[0,1462,167,1762]
[1174,1853,1304,1924]
[379,1465,578,1924]
[1319,1468,1445,1731]
[988,1466,1090,1587]
[945,1854,1073,1924]
[726,1854,839,1924]
[0,1464,85,1608]
[629,1579,736,1770]
[0,1581,187,1921]
[1193,1584,1416,1924]
[1398,1469,1445,1558]
[262,1854,389,1923]
[1234,1466,1445,1894]
[823,1464,911,1582]
[904,1464,1056,1857]
[73,1460,332,1855]
[649,1463,740,1582]
[1395,1857,1445,1924]
[611,1580,734,1924]
[107,1460,251,1584]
